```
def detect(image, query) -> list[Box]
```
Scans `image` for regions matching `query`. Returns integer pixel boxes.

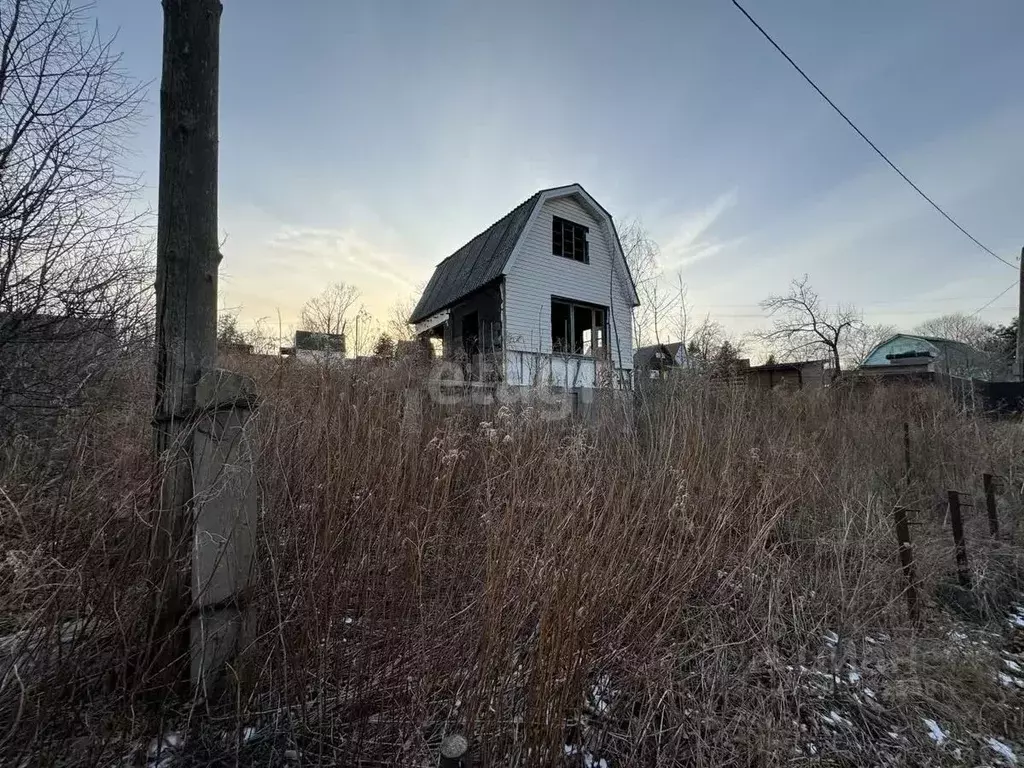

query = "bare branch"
[755,275,862,378]
[0,0,151,415]
[299,282,361,338]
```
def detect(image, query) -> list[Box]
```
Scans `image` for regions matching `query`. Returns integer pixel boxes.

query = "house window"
[552,216,590,263]
[551,299,607,356]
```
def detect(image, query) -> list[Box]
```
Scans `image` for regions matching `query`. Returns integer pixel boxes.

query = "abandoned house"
[409,184,639,388]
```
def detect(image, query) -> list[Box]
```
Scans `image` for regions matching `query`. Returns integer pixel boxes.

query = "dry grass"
[2,361,1024,766]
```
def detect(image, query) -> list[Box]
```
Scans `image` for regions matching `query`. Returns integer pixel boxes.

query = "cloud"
[660,189,740,270]
[747,105,1024,279]
[266,226,420,292]
[684,104,1024,338]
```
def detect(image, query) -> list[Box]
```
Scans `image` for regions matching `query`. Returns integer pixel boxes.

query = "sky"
[91,0,1024,345]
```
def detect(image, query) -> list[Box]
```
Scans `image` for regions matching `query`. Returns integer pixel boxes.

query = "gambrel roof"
[409,184,638,325]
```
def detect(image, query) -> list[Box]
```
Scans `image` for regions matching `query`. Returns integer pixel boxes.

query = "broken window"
[552,216,590,263]
[551,299,608,356]
[551,300,572,353]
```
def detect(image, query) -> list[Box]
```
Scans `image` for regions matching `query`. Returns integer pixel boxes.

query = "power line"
[693,295,1017,309]
[730,0,1016,270]
[970,282,1016,317]
[710,307,1015,320]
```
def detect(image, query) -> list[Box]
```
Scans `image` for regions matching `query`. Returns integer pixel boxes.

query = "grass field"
[2,361,1024,766]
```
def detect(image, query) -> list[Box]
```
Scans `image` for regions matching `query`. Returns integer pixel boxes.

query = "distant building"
[634,342,688,378]
[218,341,254,356]
[281,330,345,364]
[742,359,826,390]
[856,334,1001,381]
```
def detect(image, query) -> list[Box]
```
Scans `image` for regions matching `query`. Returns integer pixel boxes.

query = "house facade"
[858,333,1000,381]
[409,184,639,388]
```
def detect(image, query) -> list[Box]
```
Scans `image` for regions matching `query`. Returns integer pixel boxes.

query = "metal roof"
[865,333,987,366]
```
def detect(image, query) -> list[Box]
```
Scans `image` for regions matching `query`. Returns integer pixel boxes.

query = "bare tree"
[914,312,993,349]
[757,276,860,379]
[673,272,691,346]
[619,219,668,347]
[842,322,898,368]
[386,294,417,341]
[619,219,693,348]
[216,307,277,354]
[300,282,361,337]
[0,0,150,413]
[685,316,742,370]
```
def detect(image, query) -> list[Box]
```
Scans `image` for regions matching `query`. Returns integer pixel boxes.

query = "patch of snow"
[242,727,257,744]
[147,732,182,768]
[999,672,1024,689]
[821,710,852,728]
[987,737,1018,764]
[823,630,839,647]
[922,718,947,745]
[864,636,877,645]
[1005,658,1023,673]
[864,688,876,699]
[590,674,617,716]
[846,669,861,684]
[1009,606,1024,629]
[806,743,817,755]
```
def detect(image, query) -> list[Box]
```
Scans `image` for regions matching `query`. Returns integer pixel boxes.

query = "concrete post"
[151,0,222,693]
[190,369,258,695]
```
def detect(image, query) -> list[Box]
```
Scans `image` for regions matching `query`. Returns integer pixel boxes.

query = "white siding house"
[410,184,639,389]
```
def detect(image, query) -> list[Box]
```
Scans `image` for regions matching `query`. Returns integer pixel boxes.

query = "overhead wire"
[970,282,1016,317]
[730,0,1017,270]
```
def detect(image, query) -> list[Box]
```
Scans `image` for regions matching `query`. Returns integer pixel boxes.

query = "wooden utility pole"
[1017,246,1024,381]
[150,0,222,691]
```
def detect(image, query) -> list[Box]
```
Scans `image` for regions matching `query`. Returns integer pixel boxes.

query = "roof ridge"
[409,189,551,324]
[431,190,544,268]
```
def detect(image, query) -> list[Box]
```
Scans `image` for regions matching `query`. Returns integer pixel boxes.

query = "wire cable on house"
[731,0,1017,270]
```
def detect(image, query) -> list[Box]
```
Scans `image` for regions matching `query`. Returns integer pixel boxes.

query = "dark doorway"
[462,311,479,356]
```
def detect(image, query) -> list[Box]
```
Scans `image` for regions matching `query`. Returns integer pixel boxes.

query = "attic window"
[552,216,589,263]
